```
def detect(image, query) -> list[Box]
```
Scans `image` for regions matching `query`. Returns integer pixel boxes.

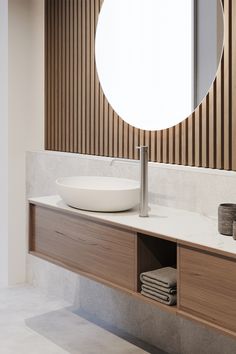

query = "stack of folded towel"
[140,267,177,306]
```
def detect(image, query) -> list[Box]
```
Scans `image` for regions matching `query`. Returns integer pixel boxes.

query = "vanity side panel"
[179,245,236,333]
[29,205,136,290]
[29,204,36,252]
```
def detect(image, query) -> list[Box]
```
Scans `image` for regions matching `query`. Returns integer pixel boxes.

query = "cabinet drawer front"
[30,206,136,290]
[179,246,236,332]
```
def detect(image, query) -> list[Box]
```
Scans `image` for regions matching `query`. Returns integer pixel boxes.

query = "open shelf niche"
[137,233,177,305]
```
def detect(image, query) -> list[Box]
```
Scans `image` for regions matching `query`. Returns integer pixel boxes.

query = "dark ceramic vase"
[218,204,236,236]
[233,221,236,240]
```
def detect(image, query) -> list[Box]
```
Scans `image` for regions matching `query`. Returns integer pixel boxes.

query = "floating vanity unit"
[29,196,236,338]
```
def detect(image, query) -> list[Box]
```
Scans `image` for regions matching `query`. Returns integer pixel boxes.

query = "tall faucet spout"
[137,146,149,217]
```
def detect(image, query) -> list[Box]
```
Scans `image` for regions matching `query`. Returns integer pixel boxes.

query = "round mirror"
[95,0,224,131]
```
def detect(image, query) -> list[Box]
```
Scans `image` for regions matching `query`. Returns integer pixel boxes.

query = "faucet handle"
[136,146,149,159]
[136,145,149,151]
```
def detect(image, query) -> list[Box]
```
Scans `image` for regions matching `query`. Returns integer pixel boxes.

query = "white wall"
[0,0,44,285]
[0,0,9,287]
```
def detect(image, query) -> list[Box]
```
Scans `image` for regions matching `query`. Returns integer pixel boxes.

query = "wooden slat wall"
[45,0,236,171]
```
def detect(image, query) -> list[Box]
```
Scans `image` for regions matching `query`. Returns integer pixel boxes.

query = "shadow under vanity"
[28,196,236,339]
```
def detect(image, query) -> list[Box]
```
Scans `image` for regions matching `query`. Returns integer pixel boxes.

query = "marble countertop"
[29,195,236,258]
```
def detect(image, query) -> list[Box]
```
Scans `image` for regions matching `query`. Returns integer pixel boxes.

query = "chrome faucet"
[137,146,149,217]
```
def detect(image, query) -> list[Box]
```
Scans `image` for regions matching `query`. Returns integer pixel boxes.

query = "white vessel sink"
[56,176,140,212]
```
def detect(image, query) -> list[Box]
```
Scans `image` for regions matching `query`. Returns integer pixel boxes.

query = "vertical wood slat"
[88,1,93,154]
[99,86,104,156]
[150,131,156,162]
[188,115,195,166]
[73,0,78,152]
[65,0,70,152]
[118,119,123,158]
[195,106,202,167]
[58,0,62,151]
[113,112,119,158]
[48,0,52,150]
[69,0,74,152]
[128,125,134,159]
[181,120,188,166]
[168,128,175,164]
[61,0,66,151]
[98,0,104,156]
[94,0,100,155]
[45,0,236,172]
[45,0,49,149]
[50,0,55,150]
[232,0,236,170]
[156,131,162,162]
[123,122,129,159]
[77,0,82,152]
[201,97,209,168]
[175,125,181,165]
[94,1,100,155]
[54,0,59,150]
[90,0,95,155]
[216,60,223,169]
[108,106,113,157]
[208,85,216,168]
[104,98,109,156]
[223,0,231,170]
[162,130,169,164]
[134,129,140,160]
[81,0,86,154]
[85,0,91,154]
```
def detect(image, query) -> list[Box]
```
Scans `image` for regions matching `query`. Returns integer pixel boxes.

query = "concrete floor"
[0,285,161,354]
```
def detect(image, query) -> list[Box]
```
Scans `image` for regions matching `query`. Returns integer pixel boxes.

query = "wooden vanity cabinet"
[178,245,236,333]
[29,202,236,338]
[29,203,178,313]
[30,205,137,291]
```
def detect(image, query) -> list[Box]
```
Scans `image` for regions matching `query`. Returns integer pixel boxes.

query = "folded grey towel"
[141,281,176,294]
[140,267,177,289]
[141,289,177,306]
[142,284,176,297]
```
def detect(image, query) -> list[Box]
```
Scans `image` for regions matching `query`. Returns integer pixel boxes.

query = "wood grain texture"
[29,203,178,313]
[29,202,236,332]
[29,204,176,314]
[179,245,236,333]
[45,0,235,170]
[232,0,236,170]
[29,249,177,314]
[30,205,137,290]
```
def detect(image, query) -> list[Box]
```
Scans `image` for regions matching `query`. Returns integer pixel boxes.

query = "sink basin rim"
[55,176,140,212]
[56,176,140,191]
